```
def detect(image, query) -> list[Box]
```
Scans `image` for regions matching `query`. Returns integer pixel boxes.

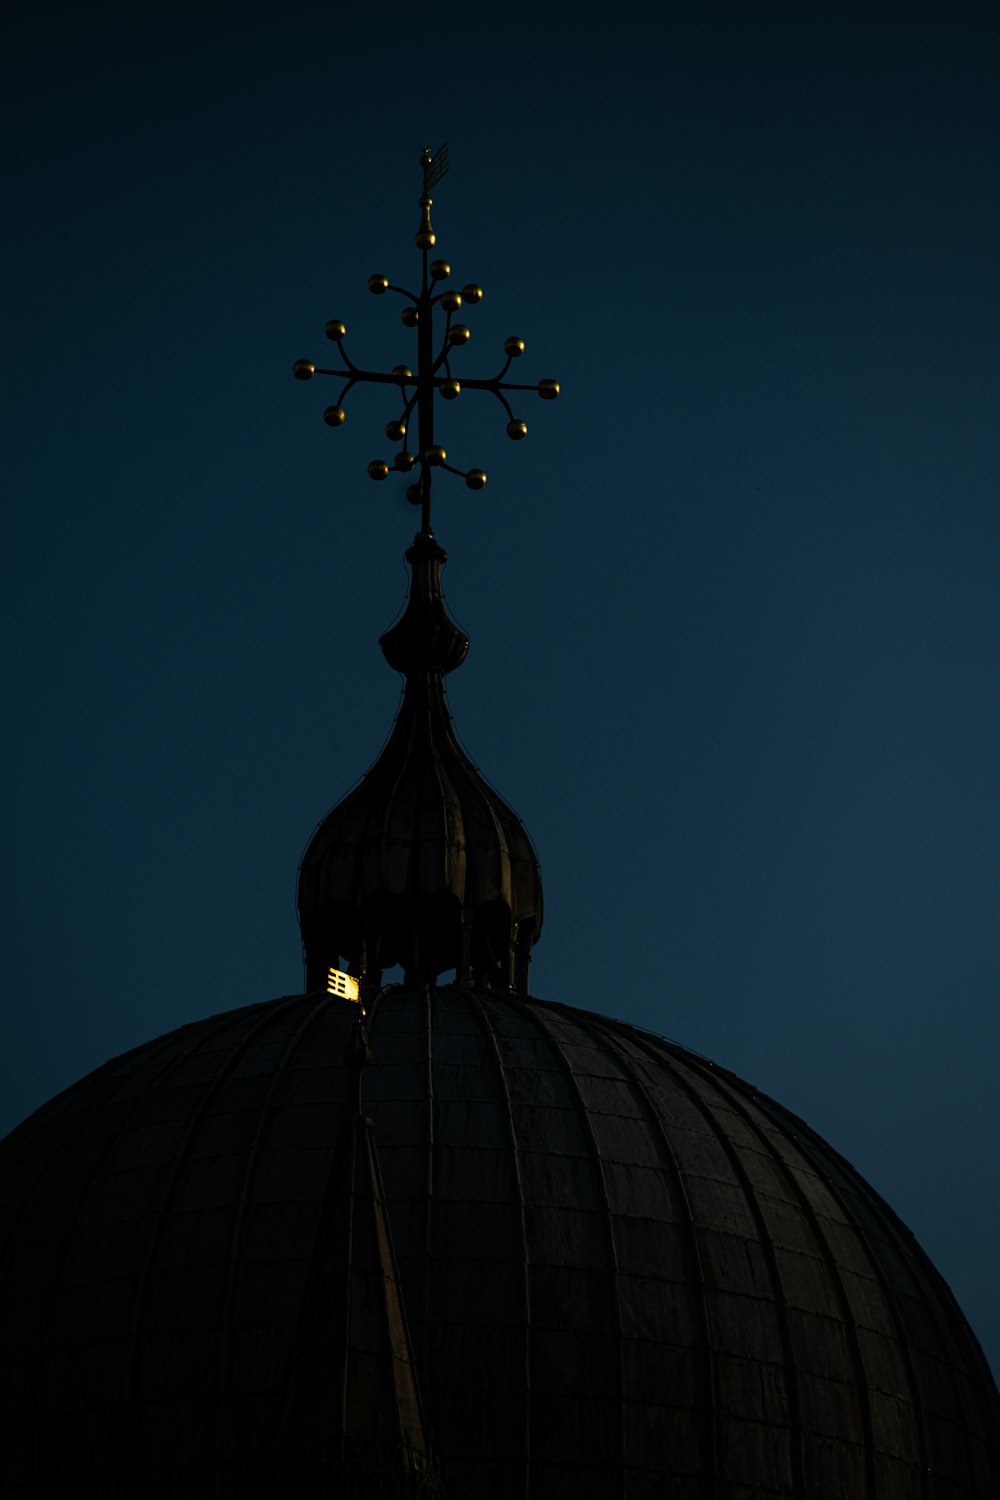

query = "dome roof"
[7,153,997,1500]
[2,983,997,1498]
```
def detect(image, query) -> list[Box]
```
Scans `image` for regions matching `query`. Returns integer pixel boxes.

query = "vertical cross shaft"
[416,212,434,536]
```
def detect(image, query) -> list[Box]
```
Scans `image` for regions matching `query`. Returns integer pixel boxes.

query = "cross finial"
[292,146,560,538]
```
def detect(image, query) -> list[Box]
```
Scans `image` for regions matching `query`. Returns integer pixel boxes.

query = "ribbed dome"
[298,534,542,995]
[3,984,997,1498]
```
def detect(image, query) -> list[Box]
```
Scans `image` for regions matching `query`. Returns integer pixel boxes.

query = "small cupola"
[298,531,542,993]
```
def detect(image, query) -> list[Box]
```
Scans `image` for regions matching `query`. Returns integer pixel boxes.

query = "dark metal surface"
[2,984,998,1498]
[298,533,542,994]
[274,1069,438,1496]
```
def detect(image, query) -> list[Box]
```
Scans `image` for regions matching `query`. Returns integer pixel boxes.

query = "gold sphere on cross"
[368,460,389,481]
[448,324,471,346]
[506,419,528,441]
[439,379,461,400]
[429,259,451,281]
[292,359,315,381]
[462,284,484,304]
[385,419,406,442]
[324,320,346,342]
[504,337,525,358]
[323,406,346,427]
[400,306,419,328]
[368,274,389,295]
[537,379,560,400]
[465,469,487,490]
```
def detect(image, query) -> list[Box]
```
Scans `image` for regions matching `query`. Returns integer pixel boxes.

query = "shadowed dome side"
[272,1007,439,1497]
[298,532,542,995]
[1,985,997,1499]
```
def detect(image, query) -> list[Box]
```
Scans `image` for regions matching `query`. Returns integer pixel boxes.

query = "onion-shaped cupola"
[294,144,558,996]
[298,530,542,993]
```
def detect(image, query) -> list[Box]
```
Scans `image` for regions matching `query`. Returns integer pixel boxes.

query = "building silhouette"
[1,153,998,1497]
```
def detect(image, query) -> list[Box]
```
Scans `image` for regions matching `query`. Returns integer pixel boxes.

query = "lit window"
[326,968,360,1002]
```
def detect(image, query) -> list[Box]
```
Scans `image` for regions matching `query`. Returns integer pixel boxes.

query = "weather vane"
[292,144,560,537]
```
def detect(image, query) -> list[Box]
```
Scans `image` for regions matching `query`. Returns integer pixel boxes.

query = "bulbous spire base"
[298,535,542,993]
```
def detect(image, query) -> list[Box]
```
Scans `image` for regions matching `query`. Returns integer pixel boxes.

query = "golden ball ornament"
[391,365,413,380]
[323,405,346,427]
[462,284,484,304]
[425,445,447,466]
[537,378,560,400]
[448,323,471,346]
[439,379,461,400]
[292,359,315,381]
[503,336,525,358]
[385,419,406,442]
[400,306,419,328]
[394,451,417,472]
[465,469,487,490]
[367,274,389,295]
[506,419,528,441]
[406,483,423,505]
[367,460,389,482]
[429,259,451,281]
[324,320,346,342]
[440,290,462,313]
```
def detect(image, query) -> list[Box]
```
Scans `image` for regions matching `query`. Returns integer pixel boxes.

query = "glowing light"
[327,968,360,1001]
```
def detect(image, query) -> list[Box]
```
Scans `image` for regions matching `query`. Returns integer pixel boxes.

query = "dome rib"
[827,1124,997,1491]
[474,993,622,1486]
[274,1009,436,1496]
[677,1053,880,1498]
[704,1065,922,1495]
[612,1022,940,1494]
[507,996,629,1495]
[737,1080,964,1493]
[566,1010,720,1489]
[630,1032,809,1496]
[120,997,313,1419]
[23,1003,276,1481]
[419,985,434,1385]
[612,1021,1000,1497]
[217,995,333,1396]
[5,1007,243,1291]
[369,982,437,1388]
[462,990,532,1469]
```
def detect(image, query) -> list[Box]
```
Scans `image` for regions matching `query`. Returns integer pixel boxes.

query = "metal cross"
[292,144,560,538]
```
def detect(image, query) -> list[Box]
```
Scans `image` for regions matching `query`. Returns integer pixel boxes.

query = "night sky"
[5,4,1000,1375]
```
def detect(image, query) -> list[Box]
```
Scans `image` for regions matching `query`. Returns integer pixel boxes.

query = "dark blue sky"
[5,3,1000,1371]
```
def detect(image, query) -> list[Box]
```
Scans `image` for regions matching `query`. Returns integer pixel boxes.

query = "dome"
[5,149,998,1500]
[2,982,997,1498]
